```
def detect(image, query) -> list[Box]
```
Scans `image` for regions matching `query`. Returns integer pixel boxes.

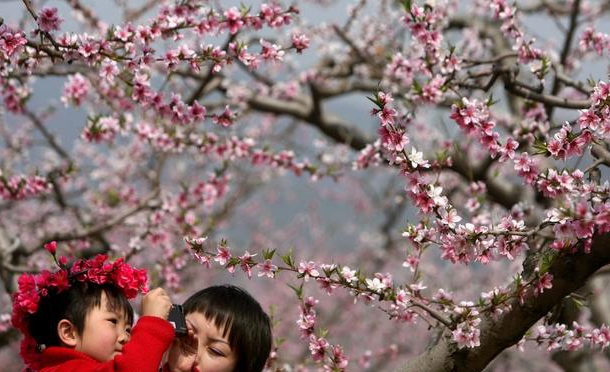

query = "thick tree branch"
[246,94,371,150]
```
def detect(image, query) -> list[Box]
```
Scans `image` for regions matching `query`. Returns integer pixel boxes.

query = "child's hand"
[167,321,198,372]
[142,287,172,320]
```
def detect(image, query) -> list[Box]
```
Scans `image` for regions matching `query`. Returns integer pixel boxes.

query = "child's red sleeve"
[100,316,175,372]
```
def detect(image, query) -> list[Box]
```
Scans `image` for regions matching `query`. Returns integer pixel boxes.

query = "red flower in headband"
[11,242,148,370]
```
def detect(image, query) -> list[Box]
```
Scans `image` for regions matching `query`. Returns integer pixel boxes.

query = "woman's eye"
[208,347,225,357]
[125,327,132,334]
[108,319,117,324]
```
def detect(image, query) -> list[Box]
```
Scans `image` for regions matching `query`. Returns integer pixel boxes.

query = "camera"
[168,304,187,336]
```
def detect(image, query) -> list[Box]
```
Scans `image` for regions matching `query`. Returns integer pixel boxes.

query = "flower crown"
[11,241,148,371]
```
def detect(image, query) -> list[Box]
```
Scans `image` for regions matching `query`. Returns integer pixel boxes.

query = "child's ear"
[57,319,79,347]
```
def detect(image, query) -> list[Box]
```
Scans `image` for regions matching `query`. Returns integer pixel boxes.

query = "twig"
[332,24,368,63]
[410,302,453,329]
[34,189,160,249]
[547,0,581,119]
[505,81,591,109]
[187,34,236,105]
[24,108,71,161]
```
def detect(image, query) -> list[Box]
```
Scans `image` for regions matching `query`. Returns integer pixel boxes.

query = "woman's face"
[187,312,237,372]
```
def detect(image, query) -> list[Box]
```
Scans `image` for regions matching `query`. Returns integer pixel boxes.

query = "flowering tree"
[3,0,610,371]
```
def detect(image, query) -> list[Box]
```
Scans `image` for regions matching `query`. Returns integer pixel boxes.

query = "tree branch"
[547,0,581,119]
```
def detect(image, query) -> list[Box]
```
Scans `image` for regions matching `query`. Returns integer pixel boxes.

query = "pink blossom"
[592,81,610,106]
[43,241,57,255]
[259,39,285,61]
[376,106,397,126]
[297,312,316,338]
[378,126,409,152]
[330,345,348,370]
[0,28,28,58]
[257,259,277,278]
[534,273,553,296]
[365,277,386,292]
[439,208,462,228]
[238,251,257,279]
[452,321,481,349]
[298,261,319,281]
[421,76,445,103]
[212,106,235,127]
[99,60,120,83]
[191,251,211,268]
[309,335,329,362]
[499,137,519,162]
[214,244,232,265]
[317,277,337,295]
[291,33,310,53]
[61,74,90,107]
[223,7,244,34]
[340,266,357,283]
[260,4,288,27]
[190,101,207,122]
[37,7,63,33]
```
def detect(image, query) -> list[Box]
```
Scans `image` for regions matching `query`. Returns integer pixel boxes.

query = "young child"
[11,251,174,372]
[164,285,272,372]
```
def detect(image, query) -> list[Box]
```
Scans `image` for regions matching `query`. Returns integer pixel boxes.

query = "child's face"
[187,312,237,372]
[75,292,132,362]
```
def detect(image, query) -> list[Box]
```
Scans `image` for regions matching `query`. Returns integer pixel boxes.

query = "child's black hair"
[183,285,272,372]
[27,281,134,348]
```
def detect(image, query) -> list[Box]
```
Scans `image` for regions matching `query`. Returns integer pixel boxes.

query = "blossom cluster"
[1,80,30,114]
[297,297,348,372]
[577,81,610,141]
[451,302,481,349]
[0,25,27,60]
[36,7,63,33]
[485,0,544,66]
[369,92,432,170]
[579,26,610,56]
[450,98,519,162]
[533,322,610,352]
[0,173,50,201]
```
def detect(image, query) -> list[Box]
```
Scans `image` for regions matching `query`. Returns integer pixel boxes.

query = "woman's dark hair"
[183,285,272,372]
[27,282,134,347]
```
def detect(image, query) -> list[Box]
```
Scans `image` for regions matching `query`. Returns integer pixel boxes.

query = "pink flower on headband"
[43,241,57,255]
[112,259,149,297]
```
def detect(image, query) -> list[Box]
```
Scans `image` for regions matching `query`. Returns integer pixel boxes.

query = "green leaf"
[539,252,554,273]
[532,137,549,156]
[263,248,276,260]
[412,79,422,94]
[319,328,329,338]
[485,93,499,107]
[281,247,294,267]
[367,94,382,109]
[288,282,303,299]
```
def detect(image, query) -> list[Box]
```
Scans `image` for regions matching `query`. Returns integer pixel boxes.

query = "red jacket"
[37,316,174,372]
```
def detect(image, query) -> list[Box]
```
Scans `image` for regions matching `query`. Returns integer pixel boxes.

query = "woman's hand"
[167,320,198,372]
